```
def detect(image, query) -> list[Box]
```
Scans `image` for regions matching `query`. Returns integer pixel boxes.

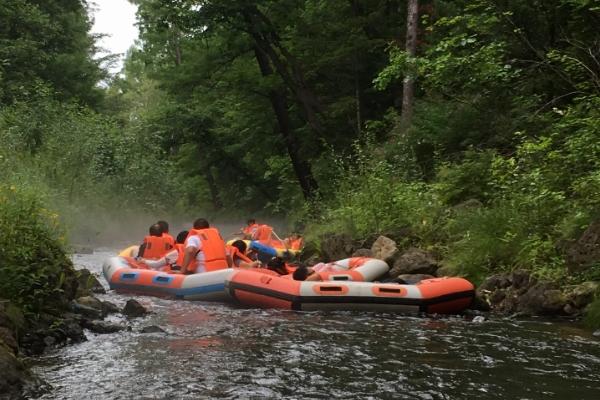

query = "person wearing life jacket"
[251,224,274,242]
[172,230,188,268]
[157,220,175,248]
[240,218,260,239]
[178,218,231,274]
[227,240,260,269]
[138,223,174,260]
[284,233,304,250]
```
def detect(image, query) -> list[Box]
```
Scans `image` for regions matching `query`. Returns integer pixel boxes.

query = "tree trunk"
[401,0,419,128]
[253,46,319,200]
[204,168,223,210]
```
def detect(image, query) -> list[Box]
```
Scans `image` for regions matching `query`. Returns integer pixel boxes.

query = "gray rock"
[102,301,120,315]
[82,320,126,334]
[567,281,599,309]
[70,301,103,320]
[76,269,106,296]
[518,283,566,315]
[511,270,533,291]
[122,299,148,318]
[351,248,373,258]
[593,329,600,338]
[140,325,166,334]
[472,316,486,323]
[470,293,491,311]
[75,296,103,311]
[371,236,399,264]
[479,274,511,292]
[390,248,438,277]
[320,233,357,261]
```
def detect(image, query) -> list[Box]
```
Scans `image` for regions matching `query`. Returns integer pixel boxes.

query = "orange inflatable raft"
[102,256,234,301]
[225,270,474,314]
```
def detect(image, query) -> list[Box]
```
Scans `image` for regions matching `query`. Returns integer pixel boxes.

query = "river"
[31,250,600,399]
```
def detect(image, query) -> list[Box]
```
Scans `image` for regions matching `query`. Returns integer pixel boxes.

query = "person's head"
[176,230,188,244]
[292,265,309,281]
[266,257,287,275]
[193,218,210,229]
[149,223,162,237]
[231,240,247,254]
[157,220,169,234]
[247,218,256,226]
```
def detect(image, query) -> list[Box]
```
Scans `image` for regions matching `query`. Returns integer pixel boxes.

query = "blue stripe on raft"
[109,282,226,298]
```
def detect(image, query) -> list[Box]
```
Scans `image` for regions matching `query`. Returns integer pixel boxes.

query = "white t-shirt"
[186,235,206,273]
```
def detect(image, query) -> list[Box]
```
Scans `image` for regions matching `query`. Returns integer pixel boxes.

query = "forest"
[1,0,599,324]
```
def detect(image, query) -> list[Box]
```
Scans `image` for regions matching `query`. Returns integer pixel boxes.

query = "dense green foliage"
[1,1,599,322]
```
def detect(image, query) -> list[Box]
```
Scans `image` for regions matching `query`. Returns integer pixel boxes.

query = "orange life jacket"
[227,245,252,267]
[253,224,273,241]
[163,233,175,247]
[289,237,303,250]
[141,235,173,259]
[175,243,185,266]
[242,223,259,236]
[186,228,228,272]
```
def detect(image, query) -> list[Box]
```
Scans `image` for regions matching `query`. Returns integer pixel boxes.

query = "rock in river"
[122,299,148,318]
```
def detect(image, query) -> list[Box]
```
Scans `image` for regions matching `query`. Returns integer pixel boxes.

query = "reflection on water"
[32,251,600,399]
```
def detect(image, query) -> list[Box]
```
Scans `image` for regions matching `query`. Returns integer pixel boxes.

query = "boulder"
[351,248,373,258]
[478,274,512,292]
[122,299,148,318]
[102,301,120,315]
[566,281,600,309]
[566,219,600,272]
[393,274,435,284]
[82,320,126,334]
[390,248,438,277]
[75,296,103,312]
[320,233,357,261]
[511,270,533,293]
[0,342,36,400]
[470,293,491,312]
[76,269,106,296]
[70,300,103,320]
[518,283,566,315]
[371,236,400,264]
[140,325,166,334]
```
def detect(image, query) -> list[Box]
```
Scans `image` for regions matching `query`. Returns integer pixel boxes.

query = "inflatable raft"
[102,256,234,301]
[226,269,474,314]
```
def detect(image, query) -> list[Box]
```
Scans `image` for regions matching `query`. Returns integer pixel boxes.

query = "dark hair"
[157,220,169,233]
[247,218,256,225]
[231,240,247,253]
[149,223,162,237]
[266,257,287,275]
[193,218,210,229]
[292,265,309,281]
[176,230,188,244]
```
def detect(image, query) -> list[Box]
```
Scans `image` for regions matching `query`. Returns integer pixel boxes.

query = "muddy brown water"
[31,250,600,399]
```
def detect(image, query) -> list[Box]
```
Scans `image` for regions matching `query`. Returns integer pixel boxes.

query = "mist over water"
[32,250,600,400]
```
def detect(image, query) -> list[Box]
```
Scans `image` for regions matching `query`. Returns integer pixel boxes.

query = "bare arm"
[180,245,197,274]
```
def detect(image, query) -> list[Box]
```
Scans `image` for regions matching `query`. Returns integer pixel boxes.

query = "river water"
[31,251,600,399]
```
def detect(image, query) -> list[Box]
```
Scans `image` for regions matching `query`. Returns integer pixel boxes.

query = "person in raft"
[138,223,174,259]
[176,218,232,274]
[265,257,290,276]
[227,240,260,269]
[157,220,175,248]
[240,218,259,239]
[292,261,348,281]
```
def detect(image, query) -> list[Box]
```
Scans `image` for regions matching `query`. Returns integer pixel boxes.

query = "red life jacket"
[142,235,173,259]
[186,228,228,272]
[290,237,303,250]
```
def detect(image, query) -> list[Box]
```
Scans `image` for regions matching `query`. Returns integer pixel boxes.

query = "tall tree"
[400,0,419,128]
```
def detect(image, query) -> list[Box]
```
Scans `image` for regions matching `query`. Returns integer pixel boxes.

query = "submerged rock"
[102,301,120,315]
[140,325,166,334]
[122,299,148,318]
[82,320,126,334]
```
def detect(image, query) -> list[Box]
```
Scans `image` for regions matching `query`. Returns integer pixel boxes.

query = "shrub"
[0,184,77,316]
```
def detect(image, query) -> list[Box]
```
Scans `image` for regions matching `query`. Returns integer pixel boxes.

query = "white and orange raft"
[102,256,234,301]
[226,270,475,314]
